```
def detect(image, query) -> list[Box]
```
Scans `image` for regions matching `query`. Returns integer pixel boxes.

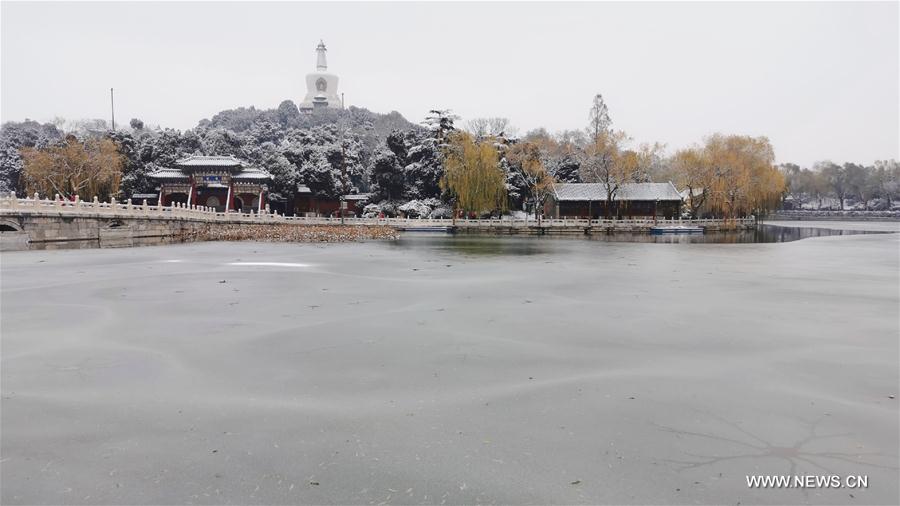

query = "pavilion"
[546,182,683,219]
[148,155,272,213]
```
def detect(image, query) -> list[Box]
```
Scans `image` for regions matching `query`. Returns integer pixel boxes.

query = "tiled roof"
[148,167,189,180]
[176,155,243,167]
[233,167,272,181]
[553,182,682,202]
[149,165,271,182]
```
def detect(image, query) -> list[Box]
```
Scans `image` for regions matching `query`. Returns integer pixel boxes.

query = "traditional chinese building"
[546,182,683,219]
[290,185,370,217]
[148,155,272,212]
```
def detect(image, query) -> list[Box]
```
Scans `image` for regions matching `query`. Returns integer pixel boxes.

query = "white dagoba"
[299,40,341,111]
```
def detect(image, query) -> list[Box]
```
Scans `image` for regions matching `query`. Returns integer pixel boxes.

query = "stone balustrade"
[0,192,282,224]
[0,192,757,229]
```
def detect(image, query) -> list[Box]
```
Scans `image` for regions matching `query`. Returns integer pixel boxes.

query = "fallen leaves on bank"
[184,224,399,243]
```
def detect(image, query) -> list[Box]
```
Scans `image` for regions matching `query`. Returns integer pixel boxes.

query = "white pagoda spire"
[300,39,340,111]
[316,40,327,71]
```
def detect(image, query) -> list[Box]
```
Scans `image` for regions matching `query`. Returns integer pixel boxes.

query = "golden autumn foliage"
[704,134,784,218]
[20,136,124,200]
[672,134,785,218]
[441,132,507,215]
[671,147,711,218]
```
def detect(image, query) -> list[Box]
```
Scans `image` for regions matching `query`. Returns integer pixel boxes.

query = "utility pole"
[339,94,347,225]
[110,88,116,132]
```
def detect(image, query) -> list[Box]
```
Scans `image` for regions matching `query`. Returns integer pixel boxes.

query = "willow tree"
[20,135,124,200]
[441,132,507,221]
[671,147,712,218]
[704,134,783,219]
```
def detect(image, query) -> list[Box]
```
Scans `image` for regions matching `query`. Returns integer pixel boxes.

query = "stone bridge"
[0,194,293,250]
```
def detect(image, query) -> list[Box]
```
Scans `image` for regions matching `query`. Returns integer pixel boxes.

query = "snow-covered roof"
[233,167,272,181]
[553,182,682,202]
[150,161,271,182]
[148,167,189,180]
[297,184,312,194]
[343,194,370,201]
[175,155,243,168]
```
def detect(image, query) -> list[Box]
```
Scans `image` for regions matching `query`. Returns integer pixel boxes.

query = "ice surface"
[1,227,898,504]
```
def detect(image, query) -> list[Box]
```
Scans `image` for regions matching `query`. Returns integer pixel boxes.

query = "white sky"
[2,1,898,167]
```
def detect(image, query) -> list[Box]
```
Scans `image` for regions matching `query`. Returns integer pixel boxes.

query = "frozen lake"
[2,223,898,504]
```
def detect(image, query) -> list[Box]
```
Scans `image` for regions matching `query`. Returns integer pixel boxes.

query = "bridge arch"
[0,218,22,232]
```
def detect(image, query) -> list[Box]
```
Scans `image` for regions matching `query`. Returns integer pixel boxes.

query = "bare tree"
[588,94,611,141]
[817,161,848,210]
[464,117,517,139]
[581,130,633,218]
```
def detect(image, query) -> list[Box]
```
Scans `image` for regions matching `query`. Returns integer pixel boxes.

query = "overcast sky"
[2,1,897,167]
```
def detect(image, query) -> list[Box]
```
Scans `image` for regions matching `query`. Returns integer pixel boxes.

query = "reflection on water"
[393,236,554,256]
[7,235,181,251]
[392,225,890,256]
[590,225,885,244]
[5,224,891,253]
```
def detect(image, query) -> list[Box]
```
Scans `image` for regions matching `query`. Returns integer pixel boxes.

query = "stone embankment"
[189,223,398,243]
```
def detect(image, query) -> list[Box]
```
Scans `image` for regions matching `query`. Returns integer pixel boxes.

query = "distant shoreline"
[769,211,900,222]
